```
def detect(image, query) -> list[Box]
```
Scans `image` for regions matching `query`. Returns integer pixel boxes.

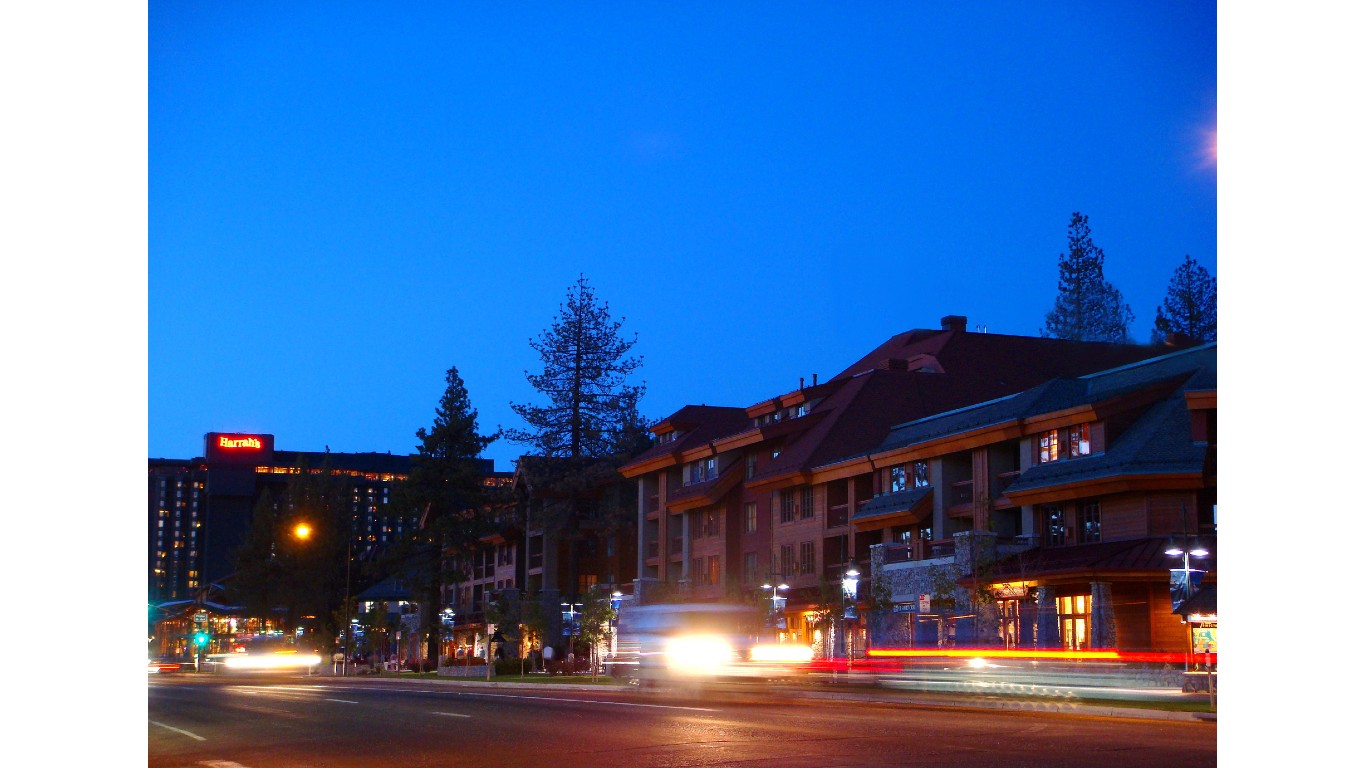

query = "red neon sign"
[218,436,263,450]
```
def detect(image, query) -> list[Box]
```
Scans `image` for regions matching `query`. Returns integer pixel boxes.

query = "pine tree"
[1042,212,1135,342]
[504,275,646,601]
[1151,254,1217,343]
[392,365,498,667]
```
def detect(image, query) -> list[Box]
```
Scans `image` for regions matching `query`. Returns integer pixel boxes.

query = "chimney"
[812,373,818,386]
[941,315,967,333]
[800,376,805,390]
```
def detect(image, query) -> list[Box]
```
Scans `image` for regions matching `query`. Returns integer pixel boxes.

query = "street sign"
[917,594,931,613]
[194,611,208,625]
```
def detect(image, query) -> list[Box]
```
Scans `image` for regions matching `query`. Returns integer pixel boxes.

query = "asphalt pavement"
[306,667,1217,723]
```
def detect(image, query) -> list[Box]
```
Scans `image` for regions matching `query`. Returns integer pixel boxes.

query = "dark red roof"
[621,405,751,470]
[989,537,1217,582]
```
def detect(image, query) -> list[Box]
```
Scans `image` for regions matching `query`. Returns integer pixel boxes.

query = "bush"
[493,658,522,677]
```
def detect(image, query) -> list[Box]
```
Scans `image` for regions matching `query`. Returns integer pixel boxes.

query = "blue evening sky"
[148,2,1217,470]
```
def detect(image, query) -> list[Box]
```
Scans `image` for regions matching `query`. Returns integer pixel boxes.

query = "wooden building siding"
[1103,494,1149,541]
[1145,582,1191,654]
[1145,492,1200,537]
[1110,582,1155,651]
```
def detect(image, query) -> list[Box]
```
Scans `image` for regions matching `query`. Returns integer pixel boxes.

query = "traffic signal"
[193,632,209,647]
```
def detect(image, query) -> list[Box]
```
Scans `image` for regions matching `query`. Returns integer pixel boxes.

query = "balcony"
[878,539,956,565]
[827,503,849,528]
[949,480,974,506]
[646,540,659,559]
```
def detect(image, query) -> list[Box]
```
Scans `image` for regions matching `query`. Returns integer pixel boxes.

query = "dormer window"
[1039,430,1060,463]
[1038,423,1096,464]
[1068,424,1092,458]
[657,430,677,444]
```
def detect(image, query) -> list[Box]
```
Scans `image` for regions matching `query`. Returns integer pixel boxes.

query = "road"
[149,674,1215,768]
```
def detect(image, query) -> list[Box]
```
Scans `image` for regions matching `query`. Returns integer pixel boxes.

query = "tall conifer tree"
[1042,212,1135,342]
[1151,254,1217,343]
[393,365,498,667]
[505,275,646,601]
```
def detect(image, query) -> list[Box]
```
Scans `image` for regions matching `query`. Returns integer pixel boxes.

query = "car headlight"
[663,635,736,676]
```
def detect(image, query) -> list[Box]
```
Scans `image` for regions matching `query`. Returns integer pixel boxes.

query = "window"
[779,490,795,524]
[772,446,782,459]
[890,465,907,493]
[743,552,758,583]
[706,555,720,586]
[686,457,718,485]
[703,507,720,537]
[779,545,795,580]
[800,541,814,574]
[1044,505,1066,546]
[1039,430,1060,463]
[1069,424,1092,458]
[746,453,756,479]
[691,557,703,582]
[913,461,929,488]
[1058,594,1090,650]
[744,502,757,533]
[800,487,814,519]
[1081,501,1101,543]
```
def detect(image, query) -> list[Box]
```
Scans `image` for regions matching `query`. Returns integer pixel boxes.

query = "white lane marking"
[431,711,472,718]
[438,691,718,712]
[149,720,207,741]
[323,698,359,704]
[240,683,718,713]
[199,762,250,768]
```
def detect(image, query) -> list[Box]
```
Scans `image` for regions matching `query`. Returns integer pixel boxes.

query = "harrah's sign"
[218,436,263,450]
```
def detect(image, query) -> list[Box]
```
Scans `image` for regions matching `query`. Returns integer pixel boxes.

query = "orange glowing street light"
[294,523,313,540]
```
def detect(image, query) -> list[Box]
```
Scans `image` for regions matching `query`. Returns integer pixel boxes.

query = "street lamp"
[1165,505,1209,673]
[760,582,788,632]
[293,518,354,676]
[842,565,860,672]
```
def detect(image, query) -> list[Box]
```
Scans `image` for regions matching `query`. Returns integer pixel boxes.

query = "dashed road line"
[431,711,472,718]
[149,720,207,741]
[323,698,359,704]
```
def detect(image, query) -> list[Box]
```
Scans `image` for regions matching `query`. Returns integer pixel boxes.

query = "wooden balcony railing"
[827,503,849,528]
[878,538,956,564]
[950,480,974,506]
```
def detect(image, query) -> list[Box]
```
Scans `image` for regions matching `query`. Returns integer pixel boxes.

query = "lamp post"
[841,565,860,673]
[1164,505,1209,674]
[293,519,354,676]
[760,581,788,635]
[561,601,582,663]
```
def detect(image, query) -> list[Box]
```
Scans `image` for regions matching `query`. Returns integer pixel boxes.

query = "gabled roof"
[619,405,751,474]
[872,343,1214,464]
[1005,345,1215,496]
[623,321,1174,482]
[835,326,1162,383]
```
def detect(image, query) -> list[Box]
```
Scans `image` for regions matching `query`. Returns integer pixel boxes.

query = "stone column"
[1089,581,1117,649]
[1034,585,1060,648]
